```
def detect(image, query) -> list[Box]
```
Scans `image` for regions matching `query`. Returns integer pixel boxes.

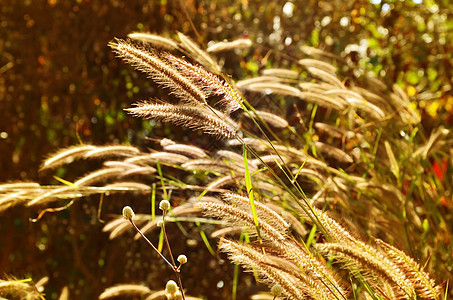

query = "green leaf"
[243,146,262,242]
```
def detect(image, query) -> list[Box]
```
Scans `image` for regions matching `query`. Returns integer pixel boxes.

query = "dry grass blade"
[127,32,178,50]
[384,141,399,179]
[300,45,343,61]
[0,190,30,211]
[323,89,386,120]
[163,144,206,158]
[245,82,301,97]
[134,203,199,238]
[236,76,278,89]
[298,58,337,74]
[390,85,420,124]
[206,38,252,52]
[210,226,244,238]
[299,82,335,93]
[216,150,258,173]
[352,86,390,109]
[298,91,346,110]
[74,168,125,186]
[125,152,190,165]
[292,168,326,184]
[216,149,247,162]
[58,286,69,300]
[98,284,152,299]
[182,159,235,174]
[40,145,96,170]
[125,102,238,139]
[253,181,285,196]
[226,137,269,151]
[206,175,241,191]
[84,145,141,159]
[103,215,148,240]
[0,182,41,190]
[243,110,289,128]
[314,141,353,164]
[251,154,286,166]
[413,126,450,159]
[261,68,299,79]
[306,67,345,88]
[279,210,308,236]
[315,122,364,141]
[177,32,219,73]
[119,166,157,177]
[26,186,79,207]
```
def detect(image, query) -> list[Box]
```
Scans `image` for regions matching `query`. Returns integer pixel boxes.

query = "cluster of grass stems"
[0,32,450,299]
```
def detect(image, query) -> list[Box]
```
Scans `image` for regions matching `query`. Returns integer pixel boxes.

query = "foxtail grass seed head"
[159,200,171,211]
[122,206,135,220]
[177,255,187,265]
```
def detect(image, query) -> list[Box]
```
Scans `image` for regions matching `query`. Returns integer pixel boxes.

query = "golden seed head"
[177,254,187,265]
[122,206,135,220]
[159,200,171,211]
[165,280,179,294]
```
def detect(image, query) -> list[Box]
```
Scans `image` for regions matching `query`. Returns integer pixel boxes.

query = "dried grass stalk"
[206,38,252,52]
[236,76,278,89]
[177,32,219,73]
[84,145,141,159]
[127,32,178,50]
[104,182,151,191]
[245,82,301,97]
[125,102,238,139]
[306,67,345,88]
[74,168,125,186]
[182,159,234,174]
[98,284,152,299]
[261,68,299,79]
[298,91,346,110]
[40,145,96,170]
[314,141,353,164]
[125,152,189,165]
[163,144,206,158]
[244,110,289,128]
[206,175,241,191]
[298,58,336,74]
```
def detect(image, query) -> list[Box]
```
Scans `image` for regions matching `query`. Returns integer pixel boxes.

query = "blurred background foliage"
[0,0,452,298]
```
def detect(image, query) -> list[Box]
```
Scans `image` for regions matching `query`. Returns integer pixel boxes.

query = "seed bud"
[165,280,179,294]
[122,206,135,220]
[159,200,171,211]
[177,254,187,265]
